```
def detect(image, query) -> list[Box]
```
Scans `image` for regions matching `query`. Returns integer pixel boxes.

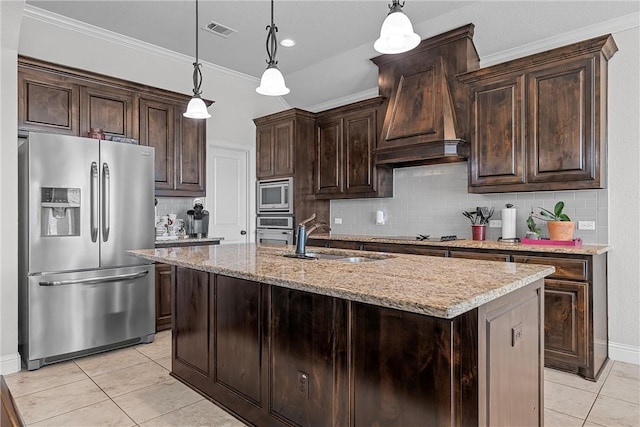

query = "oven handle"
[39,271,148,287]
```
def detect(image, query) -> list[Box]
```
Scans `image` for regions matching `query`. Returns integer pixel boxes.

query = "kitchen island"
[129,244,554,426]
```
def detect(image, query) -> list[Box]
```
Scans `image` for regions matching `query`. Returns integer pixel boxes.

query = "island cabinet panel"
[270,287,348,427]
[214,275,262,405]
[477,281,543,426]
[171,268,543,426]
[351,303,478,426]
[18,69,80,135]
[173,267,211,378]
[155,263,172,332]
[459,34,617,193]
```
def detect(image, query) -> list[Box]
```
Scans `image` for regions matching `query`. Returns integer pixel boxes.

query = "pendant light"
[184,0,211,119]
[374,0,421,54]
[256,0,290,96]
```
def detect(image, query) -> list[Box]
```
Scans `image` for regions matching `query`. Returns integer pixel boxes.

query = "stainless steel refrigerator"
[18,132,156,370]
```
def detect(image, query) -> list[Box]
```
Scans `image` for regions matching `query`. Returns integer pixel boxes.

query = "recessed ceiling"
[25,1,640,109]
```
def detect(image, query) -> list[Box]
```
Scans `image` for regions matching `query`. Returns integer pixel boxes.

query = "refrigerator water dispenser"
[40,187,81,237]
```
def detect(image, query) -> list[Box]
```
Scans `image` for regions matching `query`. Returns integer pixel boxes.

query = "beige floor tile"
[113,380,204,424]
[135,332,172,361]
[610,361,640,381]
[154,356,172,371]
[5,361,88,398]
[15,378,108,425]
[543,408,584,427]
[140,400,247,427]
[30,400,135,427]
[600,373,640,405]
[92,361,175,398]
[544,364,609,394]
[543,380,598,420]
[586,395,640,427]
[75,347,151,378]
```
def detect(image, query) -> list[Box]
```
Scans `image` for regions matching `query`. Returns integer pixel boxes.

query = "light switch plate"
[489,220,502,228]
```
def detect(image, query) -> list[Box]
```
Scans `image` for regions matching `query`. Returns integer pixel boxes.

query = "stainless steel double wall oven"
[256,177,295,245]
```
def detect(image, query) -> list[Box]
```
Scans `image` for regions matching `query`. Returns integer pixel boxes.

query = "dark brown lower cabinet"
[309,238,608,381]
[155,263,172,332]
[171,266,544,426]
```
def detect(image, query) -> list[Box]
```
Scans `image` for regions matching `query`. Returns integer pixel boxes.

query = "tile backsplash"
[155,197,201,222]
[330,163,608,244]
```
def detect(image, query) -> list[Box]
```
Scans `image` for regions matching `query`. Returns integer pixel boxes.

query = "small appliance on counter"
[186,199,209,238]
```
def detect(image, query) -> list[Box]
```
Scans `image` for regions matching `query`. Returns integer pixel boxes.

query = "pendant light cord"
[264,0,278,67]
[191,0,203,97]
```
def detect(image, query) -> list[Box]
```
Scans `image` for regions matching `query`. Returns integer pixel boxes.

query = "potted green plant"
[537,201,575,241]
[526,209,541,239]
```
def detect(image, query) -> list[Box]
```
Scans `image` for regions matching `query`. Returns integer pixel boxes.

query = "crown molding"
[305,87,379,113]
[22,5,260,84]
[481,12,639,67]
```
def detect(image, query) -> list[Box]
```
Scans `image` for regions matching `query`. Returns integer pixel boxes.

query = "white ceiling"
[26,1,640,109]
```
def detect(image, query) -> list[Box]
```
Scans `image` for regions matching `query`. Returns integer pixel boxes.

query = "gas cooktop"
[416,234,459,242]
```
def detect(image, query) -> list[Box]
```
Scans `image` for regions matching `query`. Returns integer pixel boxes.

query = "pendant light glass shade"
[257,65,290,96]
[374,1,420,54]
[257,0,289,96]
[184,96,211,119]
[184,0,211,119]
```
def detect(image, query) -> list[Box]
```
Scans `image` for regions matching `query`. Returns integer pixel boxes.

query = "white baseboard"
[0,353,22,375]
[609,341,640,365]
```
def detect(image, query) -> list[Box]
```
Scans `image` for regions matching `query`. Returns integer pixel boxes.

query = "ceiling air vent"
[203,21,237,38]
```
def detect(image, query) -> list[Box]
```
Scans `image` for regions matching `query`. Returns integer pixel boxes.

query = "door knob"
[240,230,247,235]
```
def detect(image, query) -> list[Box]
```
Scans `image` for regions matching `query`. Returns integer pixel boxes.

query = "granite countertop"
[309,234,611,255]
[128,243,554,319]
[154,236,224,247]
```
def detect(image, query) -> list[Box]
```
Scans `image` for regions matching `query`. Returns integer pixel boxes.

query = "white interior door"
[207,146,249,244]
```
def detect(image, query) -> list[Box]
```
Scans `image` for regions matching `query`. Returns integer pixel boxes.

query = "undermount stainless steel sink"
[282,252,387,262]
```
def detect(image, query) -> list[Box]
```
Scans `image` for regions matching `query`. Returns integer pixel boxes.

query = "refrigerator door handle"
[39,270,149,287]
[91,162,99,242]
[102,162,110,242]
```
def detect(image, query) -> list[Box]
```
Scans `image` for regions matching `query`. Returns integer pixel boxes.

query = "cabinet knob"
[240,230,247,235]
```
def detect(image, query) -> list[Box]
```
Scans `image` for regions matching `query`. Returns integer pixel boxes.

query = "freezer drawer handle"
[102,162,110,242]
[39,270,149,287]
[91,162,99,242]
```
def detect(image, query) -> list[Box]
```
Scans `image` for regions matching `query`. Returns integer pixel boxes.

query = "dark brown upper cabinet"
[18,67,80,136]
[459,34,618,193]
[371,24,479,167]
[18,56,207,197]
[255,118,295,179]
[80,85,135,139]
[315,97,392,199]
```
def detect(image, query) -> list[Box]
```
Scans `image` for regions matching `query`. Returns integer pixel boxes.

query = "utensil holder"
[472,224,486,241]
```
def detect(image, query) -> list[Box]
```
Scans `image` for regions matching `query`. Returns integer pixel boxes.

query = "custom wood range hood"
[371,24,479,167]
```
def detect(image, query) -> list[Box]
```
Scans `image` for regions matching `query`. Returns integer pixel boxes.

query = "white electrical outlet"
[334,218,342,225]
[578,221,596,230]
[489,220,502,228]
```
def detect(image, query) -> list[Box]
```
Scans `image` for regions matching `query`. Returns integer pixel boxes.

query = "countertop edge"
[309,234,611,255]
